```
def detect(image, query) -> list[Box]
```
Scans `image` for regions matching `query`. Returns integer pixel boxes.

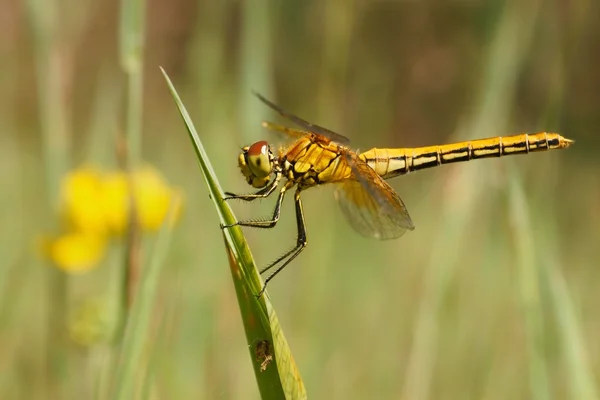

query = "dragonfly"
[223,92,573,296]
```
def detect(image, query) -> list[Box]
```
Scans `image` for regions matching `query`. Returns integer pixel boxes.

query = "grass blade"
[507,167,550,400]
[400,2,544,398]
[546,260,599,400]
[25,0,72,394]
[112,207,176,400]
[160,67,306,400]
[119,0,146,167]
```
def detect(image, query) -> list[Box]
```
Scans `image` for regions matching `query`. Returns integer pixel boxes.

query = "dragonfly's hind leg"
[257,189,307,297]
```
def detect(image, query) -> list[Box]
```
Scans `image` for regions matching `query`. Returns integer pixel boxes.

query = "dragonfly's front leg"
[222,182,293,230]
[257,188,307,297]
[223,172,281,201]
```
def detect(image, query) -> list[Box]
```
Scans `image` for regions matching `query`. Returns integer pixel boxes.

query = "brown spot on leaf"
[255,339,273,372]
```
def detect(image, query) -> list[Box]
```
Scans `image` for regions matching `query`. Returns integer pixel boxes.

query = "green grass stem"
[111,205,176,399]
[401,1,544,399]
[161,67,306,399]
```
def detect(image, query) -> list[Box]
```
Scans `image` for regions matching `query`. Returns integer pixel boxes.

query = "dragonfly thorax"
[238,140,279,188]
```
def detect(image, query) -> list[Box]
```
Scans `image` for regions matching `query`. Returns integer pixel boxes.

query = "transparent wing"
[253,91,351,145]
[261,121,311,140]
[334,151,415,240]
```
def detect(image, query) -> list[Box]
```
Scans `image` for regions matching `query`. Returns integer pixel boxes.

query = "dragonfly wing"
[253,91,351,145]
[334,151,415,240]
[261,121,311,140]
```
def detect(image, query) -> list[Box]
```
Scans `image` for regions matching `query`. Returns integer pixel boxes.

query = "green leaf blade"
[161,67,306,400]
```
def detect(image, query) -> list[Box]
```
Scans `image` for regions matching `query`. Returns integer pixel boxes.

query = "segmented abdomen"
[360,132,573,179]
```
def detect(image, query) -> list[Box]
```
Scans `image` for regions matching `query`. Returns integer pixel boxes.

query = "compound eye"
[247,141,272,178]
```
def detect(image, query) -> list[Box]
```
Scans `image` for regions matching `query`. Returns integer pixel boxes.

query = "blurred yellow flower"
[131,166,184,231]
[46,163,184,273]
[101,171,129,235]
[44,232,107,273]
[59,164,184,237]
[60,166,107,235]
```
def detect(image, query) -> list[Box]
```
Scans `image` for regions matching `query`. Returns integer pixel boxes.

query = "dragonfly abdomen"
[361,132,573,179]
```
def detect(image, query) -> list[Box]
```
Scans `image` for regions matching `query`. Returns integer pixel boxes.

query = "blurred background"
[1,0,599,398]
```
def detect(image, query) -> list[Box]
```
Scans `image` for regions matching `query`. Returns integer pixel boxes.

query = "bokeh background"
[1,0,599,399]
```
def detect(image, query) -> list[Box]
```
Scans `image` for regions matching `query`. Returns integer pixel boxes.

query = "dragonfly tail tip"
[561,136,575,148]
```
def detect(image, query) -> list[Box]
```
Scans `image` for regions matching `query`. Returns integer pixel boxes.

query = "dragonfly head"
[238,140,276,188]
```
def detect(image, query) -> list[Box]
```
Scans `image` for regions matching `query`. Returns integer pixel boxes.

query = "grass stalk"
[25,0,73,394]
[546,258,599,400]
[507,169,550,400]
[400,1,543,398]
[112,206,176,399]
[120,0,146,168]
[162,68,307,399]
[118,0,147,332]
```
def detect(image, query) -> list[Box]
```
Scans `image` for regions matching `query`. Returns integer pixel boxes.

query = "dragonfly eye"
[246,141,272,179]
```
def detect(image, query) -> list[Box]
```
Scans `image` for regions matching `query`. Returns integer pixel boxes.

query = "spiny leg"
[223,172,281,201]
[258,189,307,297]
[222,182,293,229]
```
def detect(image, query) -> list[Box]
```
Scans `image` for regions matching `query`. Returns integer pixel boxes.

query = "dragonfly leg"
[257,189,307,297]
[223,171,281,201]
[222,183,291,229]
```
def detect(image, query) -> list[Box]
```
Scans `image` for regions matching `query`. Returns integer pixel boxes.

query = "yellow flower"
[131,166,184,232]
[44,232,107,273]
[101,171,129,235]
[60,166,107,235]
[45,164,184,274]
[59,164,184,237]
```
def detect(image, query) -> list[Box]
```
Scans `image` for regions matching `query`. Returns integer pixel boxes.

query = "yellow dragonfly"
[223,92,573,295]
